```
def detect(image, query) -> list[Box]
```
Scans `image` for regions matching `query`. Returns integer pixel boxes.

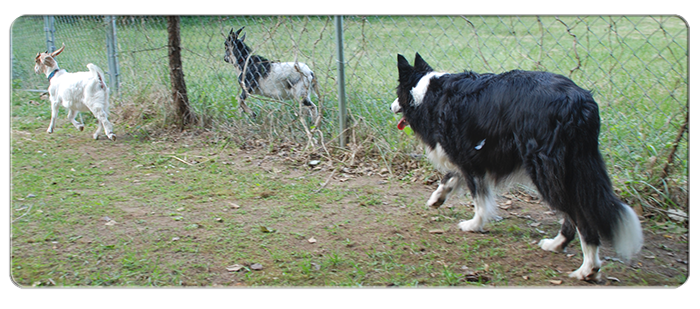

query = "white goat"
[34,44,116,141]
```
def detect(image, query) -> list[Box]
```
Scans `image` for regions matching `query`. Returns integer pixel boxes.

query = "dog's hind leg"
[569,226,603,282]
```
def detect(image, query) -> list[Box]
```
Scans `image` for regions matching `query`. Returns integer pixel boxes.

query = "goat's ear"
[413,52,432,72]
[51,43,65,57]
[35,53,41,61]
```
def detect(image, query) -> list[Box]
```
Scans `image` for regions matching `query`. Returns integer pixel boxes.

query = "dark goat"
[224,27,317,117]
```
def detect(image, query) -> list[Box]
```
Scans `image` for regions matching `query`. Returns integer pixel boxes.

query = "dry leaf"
[229,202,241,209]
[308,237,317,243]
[250,263,263,271]
[260,226,276,233]
[226,264,244,272]
[549,279,563,285]
[429,229,445,234]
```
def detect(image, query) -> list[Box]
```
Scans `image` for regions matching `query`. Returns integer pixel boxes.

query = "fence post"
[43,16,56,53]
[335,16,347,147]
[105,15,120,96]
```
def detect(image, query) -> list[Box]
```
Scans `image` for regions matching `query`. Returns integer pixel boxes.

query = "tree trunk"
[167,16,195,129]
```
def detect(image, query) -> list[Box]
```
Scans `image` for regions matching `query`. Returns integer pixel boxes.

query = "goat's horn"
[51,43,65,57]
[235,27,244,36]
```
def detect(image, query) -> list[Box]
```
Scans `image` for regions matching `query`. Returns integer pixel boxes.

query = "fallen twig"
[12,204,33,223]
[171,155,194,166]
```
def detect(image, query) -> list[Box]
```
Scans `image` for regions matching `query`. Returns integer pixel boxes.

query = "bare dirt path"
[10,125,688,287]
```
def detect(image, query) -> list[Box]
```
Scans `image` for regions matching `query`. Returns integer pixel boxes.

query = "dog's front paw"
[458,219,484,232]
[538,238,565,252]
[426,194,445,209]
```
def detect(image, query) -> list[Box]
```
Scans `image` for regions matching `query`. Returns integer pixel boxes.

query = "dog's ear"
[397,54,413,80]
[51,43,65,58]
[413,52,432,72]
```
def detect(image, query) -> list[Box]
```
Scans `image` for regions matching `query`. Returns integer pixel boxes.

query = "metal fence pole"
[335,16,347,147]
[43,16,56,53]
[105,15,120,96]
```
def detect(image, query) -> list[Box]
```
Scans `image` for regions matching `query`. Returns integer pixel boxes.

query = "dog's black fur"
[393,53,642,280]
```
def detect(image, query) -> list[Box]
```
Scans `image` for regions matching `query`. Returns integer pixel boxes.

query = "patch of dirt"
[11,126,689,287]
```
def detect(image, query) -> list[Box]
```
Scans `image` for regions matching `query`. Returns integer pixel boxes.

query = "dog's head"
[34,43,65,74]
[391,52,438,130]
[224,27,251,67]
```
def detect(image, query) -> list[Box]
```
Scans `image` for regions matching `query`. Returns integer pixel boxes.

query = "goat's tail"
[87,63,107,90]
[86,63,110,111]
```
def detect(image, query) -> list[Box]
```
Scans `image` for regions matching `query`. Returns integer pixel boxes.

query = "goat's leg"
[67,109,85,131]
[47,98,60,134]
[301,96,317,118]
[89,107,116,141]
[296,84,317,118]
[100,117,116,141]
[238,92,256,118]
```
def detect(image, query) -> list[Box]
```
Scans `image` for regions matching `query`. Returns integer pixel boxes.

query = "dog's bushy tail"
[570,100,643,261]
[610,201,644,260]
[525,95,643,261]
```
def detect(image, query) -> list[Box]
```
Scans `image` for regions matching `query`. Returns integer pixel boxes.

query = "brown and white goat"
[34,43,116,141]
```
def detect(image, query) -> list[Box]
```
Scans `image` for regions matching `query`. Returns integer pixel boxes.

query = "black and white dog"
[391,53,643,281]
[224,27,317,118]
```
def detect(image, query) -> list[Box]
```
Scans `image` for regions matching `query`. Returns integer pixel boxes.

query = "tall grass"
[11,15,688,210]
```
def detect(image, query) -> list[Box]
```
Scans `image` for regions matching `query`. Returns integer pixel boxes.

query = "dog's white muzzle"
[390,98,402,113]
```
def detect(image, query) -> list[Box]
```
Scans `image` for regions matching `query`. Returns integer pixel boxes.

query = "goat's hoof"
[108,134,116,141]
[78,125,84,131]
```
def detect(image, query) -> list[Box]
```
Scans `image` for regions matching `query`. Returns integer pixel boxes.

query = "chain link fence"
[11,15,688,209]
